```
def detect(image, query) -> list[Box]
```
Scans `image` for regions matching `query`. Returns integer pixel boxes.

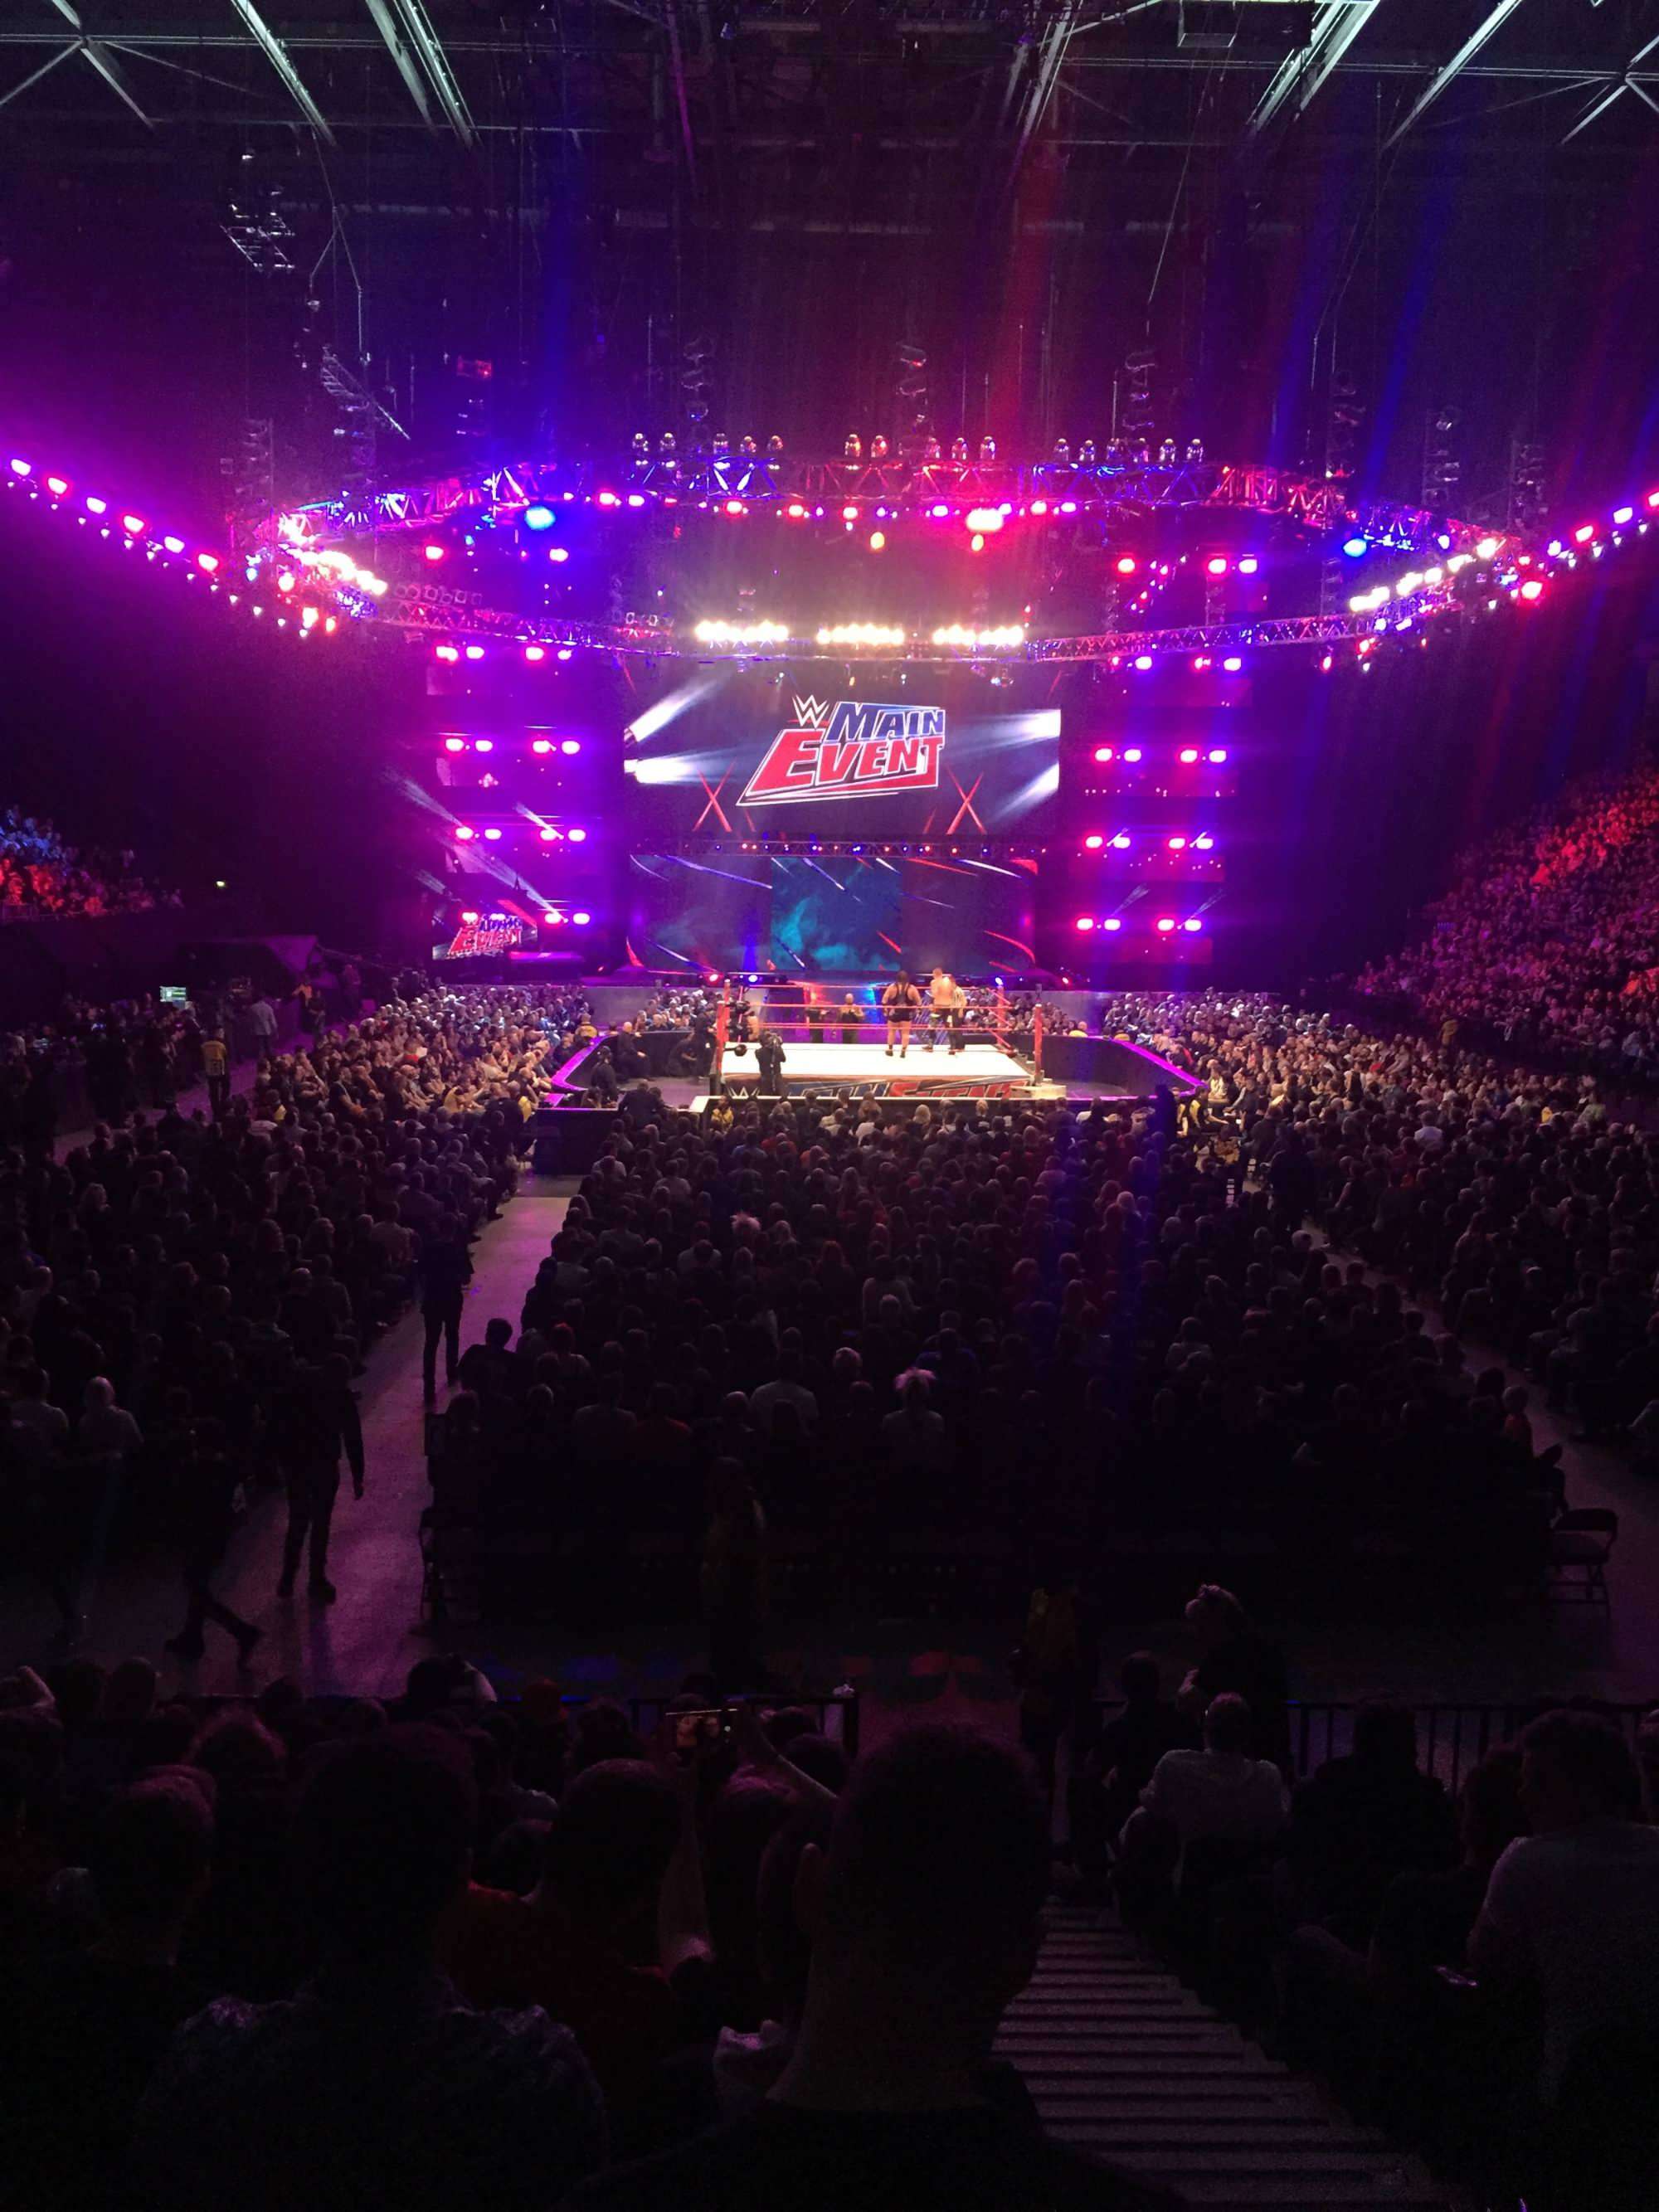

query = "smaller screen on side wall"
[622,664,1061,838]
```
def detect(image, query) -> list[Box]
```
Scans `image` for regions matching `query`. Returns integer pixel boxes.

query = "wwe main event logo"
[740,695,945,808]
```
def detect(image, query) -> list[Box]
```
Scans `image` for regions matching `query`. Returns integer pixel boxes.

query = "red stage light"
[1573,523,1595,544]
[724,499,745,516]
[120,513,145,536]
[443,737,465,752]
[464,644,485,661]
[1179,747,1199,764]
[1084,834,1104,850]
[1205,556,1228,576]
[1074,916,1095,931]
[455,825,475,840]
[1167,835,1187,850]
[435,644,459,662]
[46,475,69,497]
[1114,556,1136,576]
[1122,747,1143,764]
[524,644,546,662]
[1093,745,1114,763]
[423,543,446,562]
[842,504,859,520]
[197,552,219,573]
[1208,748,1228,763]
[539,826,557,841]
[1519,578,1545,601]
[532,739,552,753]
[1155,917,1176,933]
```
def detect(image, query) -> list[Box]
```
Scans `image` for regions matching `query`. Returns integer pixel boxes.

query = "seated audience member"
[131,1729,605,2212]
[1371,1747,1527,1990]
[1122,1694,1289,1863]
[1288,1699,1457,1946]
[447,1755,711,2122]
[559,1724,1188,2211]
[0,1774,214,2212]
[1180,1585,1291,1771]
[1468,1709,1659,2103]
[1072,1654,1199,1888]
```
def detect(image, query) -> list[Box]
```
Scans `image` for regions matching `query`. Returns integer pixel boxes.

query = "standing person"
[757,1028,786,1096]
[273,1353,364,1602]
[247,992,279,1053]
[200,1031,231,1120]
[946,975,968,1054]
[927,968,955,1052]
[839,992,862,1046]
[881,971,921,1059]
[1014,1553,1085,1797]
[164,1417,261,1663]
[417,1211,474,1404]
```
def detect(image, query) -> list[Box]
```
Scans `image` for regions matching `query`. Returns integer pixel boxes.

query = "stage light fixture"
[561,739,581,755]
[524,645,547,663]
[1475,535,1501,561]
[557,649,573,661]
[275,571,294,592]
[548,547,570,565]
[1221,657,1243,673]
[1237,557,1259,576]
[1112,834,1131,849]
[1205,556,1228,576]
[85,496,107,515]
[7,458,31,477]
[966,508,1005,534]
[45,475,68,496]
[572,911,591,926]
[163,536,184,554]
[869,531,886,552]
[1093,746,1114,763]
[423,543,446,562]
[455,825,475,839]
[1122,748,1142,764]
[723,499,746,517]
[1573,523,1595,543]
[1167,835,1187,850]
[1208,748,1228,763]
[1114,556,1137,576]
[1179,747,1199,764]
[523,504,555,532]
[1342,537,1368,558]
[1102,917,1122,932]
[1133,654,1154,671]
[539,826,557,841]
[1156,917,1176,933]
[474,738,493,752]
[1031,498,1048,516]
[461,910,479,925]
[483,827,502,840]
[1520,578,1545,601]
[1613,506,1634,526]
[532,739,552,753]
[435,644,460,662]
[1192,655,1212,673]
[1184,917,1203,932]
[444,737,465,752]
[568,827,587,842]
[842,505,859,521]
[1194,834,1214,850]
[1084,834,1104,850]
[197,552,219,573]
[1075,916,1095,931]
[465,645,485,661]
[122,514,145,536]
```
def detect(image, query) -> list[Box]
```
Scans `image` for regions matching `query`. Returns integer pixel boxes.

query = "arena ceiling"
[2,2,1657,511]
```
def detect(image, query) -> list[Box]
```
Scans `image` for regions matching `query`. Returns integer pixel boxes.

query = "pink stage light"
[85,496,107,515]
[1122,747,1142,764]
[1221,656,1243,672]
[464,644,485,661]
[557,648,573,661]
[46,475,69,496]
[596,490,620,508]
[1059,499,1078,513]
[1133,654,1154,671]
[1093,746,1114,763]
[1184,917,1203,932]
[1084,834,1104,850]
[930,503,949,518]
[455,825,475,840]
[1613,507,1634,526]
[483,827,503,840]
[197,552,219,573]
[545,911,565,926]
[474,737,494,752]
[163,535,184,553]
[723,499,746,516]
[1114,556,1137,576]
[842,504,859,521]
[1102,917,1122,932]
[1192,655,1212,672]
[423,543,446,562]
[627,493,645,508]
[1179,747,1199,764]
[1205,556,1228,576]
[539,826,557,842]
[1520,578,1545,601]
[524,644,547,662]
[1167,835,1187,850]
[1155,917,1176,933]
[1112,834,1131,849]
[1030,498,1048,515]
[568,826,588,843]
[1074,916,1095,931]
[275,571,294,592]
[561,739,581,755]
[7,458,31,477]
[786,502,806,519]
[1573,523,1595,543]
[532,740,555,756]
[869,531,886,552]
[443,737,465,753]
[1208,748,1228,763]
[572,911,591,926]
[1237,557,1259,575]
[460,910,479,925]
[122,514,145,536]
[435,644,460,662]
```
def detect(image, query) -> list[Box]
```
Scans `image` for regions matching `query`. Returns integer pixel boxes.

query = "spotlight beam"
[1383,1,1526,148]
[228,0,338,146]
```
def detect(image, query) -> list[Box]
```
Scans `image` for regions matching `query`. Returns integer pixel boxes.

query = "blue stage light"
[523,504,556,532]
[1342,537,1368,558]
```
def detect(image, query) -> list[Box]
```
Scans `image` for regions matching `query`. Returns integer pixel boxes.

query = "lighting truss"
[251,452,1492,560]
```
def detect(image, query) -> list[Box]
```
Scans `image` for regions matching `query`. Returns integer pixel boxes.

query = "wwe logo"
[791,694,830,728]
[742,698,946,807]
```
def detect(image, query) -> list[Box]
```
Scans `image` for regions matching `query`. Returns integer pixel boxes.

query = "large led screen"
[622,665,1061,837]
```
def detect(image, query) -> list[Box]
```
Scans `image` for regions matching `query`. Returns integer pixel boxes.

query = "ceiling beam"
[47,0,154,127]
[226,0,336,145]
[0,36,77,110]
[361,0,438,130]
[1382,0,1525,148]
[1247,0,1379,139]
[385,0,475,147]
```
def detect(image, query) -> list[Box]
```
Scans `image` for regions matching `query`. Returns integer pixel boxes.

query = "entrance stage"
[719,1037,1038,1097]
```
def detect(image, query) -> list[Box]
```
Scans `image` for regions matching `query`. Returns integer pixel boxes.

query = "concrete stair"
[995,1906,1461,2209]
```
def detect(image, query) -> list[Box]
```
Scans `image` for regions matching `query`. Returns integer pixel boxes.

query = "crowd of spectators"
[0,986,579,1643]
[1354,756,1659,1080]
[0,807,176,920]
